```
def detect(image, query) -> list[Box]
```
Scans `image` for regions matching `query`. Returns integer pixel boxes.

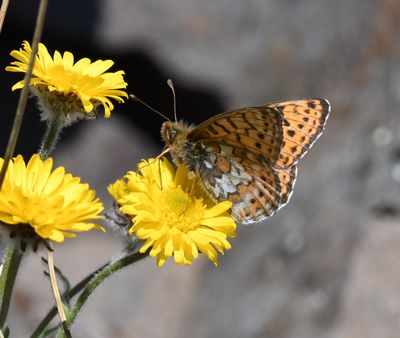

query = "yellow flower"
[108,158,236,267]
[108,178,127,202]
[0,155,104,246]
[6,41,128,122]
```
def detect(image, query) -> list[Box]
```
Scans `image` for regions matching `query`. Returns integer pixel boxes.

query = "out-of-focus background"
[1,0,400,337]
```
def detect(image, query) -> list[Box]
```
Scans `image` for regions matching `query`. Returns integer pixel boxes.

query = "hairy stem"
[0,245,23,330]
[56,251,147,338]
[38,116,63,160]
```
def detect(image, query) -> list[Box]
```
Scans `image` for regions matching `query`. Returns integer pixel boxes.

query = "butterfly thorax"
[161,121,200,171]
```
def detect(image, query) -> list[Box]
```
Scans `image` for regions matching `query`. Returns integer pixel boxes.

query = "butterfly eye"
[168,128,177,141]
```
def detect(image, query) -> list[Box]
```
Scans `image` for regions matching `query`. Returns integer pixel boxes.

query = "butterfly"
[161,98,330,224]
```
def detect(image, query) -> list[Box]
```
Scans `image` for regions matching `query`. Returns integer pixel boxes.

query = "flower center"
[160,188,205,232]
[34,86,85,121]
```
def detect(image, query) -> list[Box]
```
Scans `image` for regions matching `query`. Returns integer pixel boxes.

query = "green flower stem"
[38,116,63,160]
[0,244,23,330]
[56,251,147,338]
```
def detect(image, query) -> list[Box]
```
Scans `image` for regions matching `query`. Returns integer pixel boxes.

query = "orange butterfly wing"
[268,98,330,169]
[188,105,283,166]
[185,98,329,223]
[194,144,288,222]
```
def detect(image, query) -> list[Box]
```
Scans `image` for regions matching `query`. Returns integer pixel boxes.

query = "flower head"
[108,158,236,267]
[0,155,104,249]
[6,41,128,123]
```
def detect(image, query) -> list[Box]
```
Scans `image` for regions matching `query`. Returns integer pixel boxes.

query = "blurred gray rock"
[331,220,400,338]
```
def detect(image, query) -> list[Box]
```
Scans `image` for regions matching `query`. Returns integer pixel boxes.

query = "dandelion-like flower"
[108,158,236,267]
[6,41,128,123]
[0,154,104,249]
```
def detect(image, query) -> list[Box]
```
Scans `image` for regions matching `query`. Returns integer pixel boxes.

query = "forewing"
[268,98,330,169]
[187,98,330,170]
[187,106,284,165]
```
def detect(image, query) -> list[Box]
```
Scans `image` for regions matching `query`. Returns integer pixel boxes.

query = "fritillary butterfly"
[161,99,330,224]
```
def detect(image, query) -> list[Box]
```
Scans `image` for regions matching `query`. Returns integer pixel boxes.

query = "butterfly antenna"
[167,79,178,122]
[134,146,173,174]
[129,94,171,121]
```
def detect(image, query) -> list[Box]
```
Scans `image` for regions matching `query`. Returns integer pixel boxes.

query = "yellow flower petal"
[203,201,232,218]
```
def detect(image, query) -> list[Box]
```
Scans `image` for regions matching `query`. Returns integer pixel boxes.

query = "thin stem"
[57,251,147,338]
[30,263,108,338]
[0,0,48,331]
[38,116,63,160]
[47,250,71,338]
[0,245,23,330]
[0,0,48,189]
[31,242,143,338]
[0,0,10,33]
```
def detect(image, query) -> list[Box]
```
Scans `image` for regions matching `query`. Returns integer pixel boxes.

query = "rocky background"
[1,0,400,337]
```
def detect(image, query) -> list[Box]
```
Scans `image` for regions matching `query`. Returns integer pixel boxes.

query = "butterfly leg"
[187,170,197,181]
[187,171,198,196]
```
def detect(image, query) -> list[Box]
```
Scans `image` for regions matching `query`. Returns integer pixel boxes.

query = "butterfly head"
[160,121,196,168]
[161,121,193,149]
